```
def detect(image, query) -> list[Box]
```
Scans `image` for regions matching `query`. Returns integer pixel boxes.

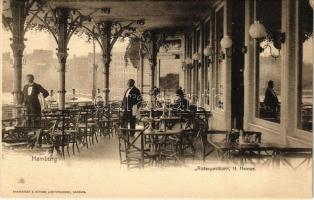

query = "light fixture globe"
[310,0,314,9]
[203,46,213,56]
[192,52,201,61]
[185,58,193,65]
[249,21,267,39]
[220,36,233,49]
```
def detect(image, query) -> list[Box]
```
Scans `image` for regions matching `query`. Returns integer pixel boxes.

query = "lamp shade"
[185,58,193,65]
[220,36,233,49]
[192,52,201,61]
[249,21,267,39]
[310,0,314,9]
[203,46,213,56]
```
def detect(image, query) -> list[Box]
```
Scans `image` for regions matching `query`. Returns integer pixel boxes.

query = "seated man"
[263,80,280,120]
[173,88,189,110]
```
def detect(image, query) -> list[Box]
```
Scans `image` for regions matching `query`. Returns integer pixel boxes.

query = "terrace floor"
[1,132,312,198]
[2,132,219,166]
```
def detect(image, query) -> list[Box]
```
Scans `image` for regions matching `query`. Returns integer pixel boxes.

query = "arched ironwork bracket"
[28,4,99,49]
[80,18,145,64]
[125,30,168,66]
[2,0,47,34]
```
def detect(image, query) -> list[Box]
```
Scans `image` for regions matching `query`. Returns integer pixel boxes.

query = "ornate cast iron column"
[92,39,97,100]
[99,21,112,105]
[81,19,143,105]
[3,0,45,117]
[139,41,144,92]
[149,36,157,95]
[31,7,97,109]
[55,8,69,110]
[140,31,166,107]
[10,0,26,109]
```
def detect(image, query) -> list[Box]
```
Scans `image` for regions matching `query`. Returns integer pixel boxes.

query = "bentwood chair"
[63,113,81,156]
[109,101,123,135]
[118,128,153,169]
[38,120,57,155]
[157,134,182,166]
[45,109,79,157]
[97,106,115,138]
[77,108,98,148]
[181,114,211,161]
[275,148,312,170]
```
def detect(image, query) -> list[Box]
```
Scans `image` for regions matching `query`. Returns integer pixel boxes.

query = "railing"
[2,104,14,120]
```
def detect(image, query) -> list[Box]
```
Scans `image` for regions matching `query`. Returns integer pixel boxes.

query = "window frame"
[253,0,283,125]
[296,0,313,133]
[203,16,211,108]
[214,4,224,110]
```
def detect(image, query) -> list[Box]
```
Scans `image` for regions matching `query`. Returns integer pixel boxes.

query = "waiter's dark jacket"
[121,86,142,111]
[22,83,49,115]
[121,86,142,136]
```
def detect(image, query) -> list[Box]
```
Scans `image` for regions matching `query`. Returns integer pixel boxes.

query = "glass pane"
[257,41,281,123]
[187,36,193,99]
[215,7,224,109]
[299,0,313,131]
[159,51,181,99]
[204,20,211,106]
[196,30,201,103]
[255,0,282,123]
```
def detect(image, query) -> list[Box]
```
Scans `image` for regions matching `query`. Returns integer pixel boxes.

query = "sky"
[1,29,128,58]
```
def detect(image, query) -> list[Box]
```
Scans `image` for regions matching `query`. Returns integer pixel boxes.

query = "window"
[187,35,193,98]
[298,0,313,132]
[255,0,282,123]
[204,19,211,106]
[214,7,224,109]
[195,29,201,102]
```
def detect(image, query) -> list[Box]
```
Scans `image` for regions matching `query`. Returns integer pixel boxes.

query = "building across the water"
[2,48,138,102]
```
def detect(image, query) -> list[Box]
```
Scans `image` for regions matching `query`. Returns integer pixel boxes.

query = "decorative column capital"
[103,88,110,93]
[149,59,156,68]
[141,30,153,43]
[10,43,25,57]
[102,54,111,66]
[56,52,69,63]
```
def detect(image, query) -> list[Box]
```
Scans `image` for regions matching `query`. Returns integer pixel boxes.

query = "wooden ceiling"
[50,0,216,30]
[3,0,220,32]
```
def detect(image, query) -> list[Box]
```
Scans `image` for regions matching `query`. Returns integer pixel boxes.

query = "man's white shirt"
[27,86,33,96]
[125,87,138,116]
[125,87,133,97]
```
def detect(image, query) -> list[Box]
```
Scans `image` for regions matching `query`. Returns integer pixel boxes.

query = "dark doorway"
[231,0,245,129]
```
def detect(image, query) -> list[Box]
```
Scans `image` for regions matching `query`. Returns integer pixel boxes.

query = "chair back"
[226,130,262,144]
